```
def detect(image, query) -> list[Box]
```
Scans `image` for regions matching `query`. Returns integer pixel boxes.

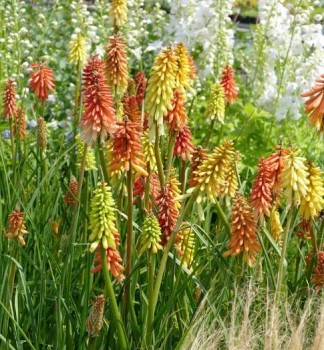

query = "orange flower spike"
[105,35,128,94]
[13,108,27,139]
[188,55,197,80]
[123,95,141,124]
[80,55,116,146]
[166,89,188,132]
[2,79,18,119]
[133,173,160,209]
[110,119,147,176]
[4,209,28,246]
[301,74,324,133]
[220,65,238,105]
[173,124,194,161]
[263,146,289,197]
[157,183,179,246]
[312,251,324,290]
[29,63,55,103]
[224,194,260,267]
[91,234,125,281]
[188,146,207,187]
[250,158,273,221]
[134,71,147,106]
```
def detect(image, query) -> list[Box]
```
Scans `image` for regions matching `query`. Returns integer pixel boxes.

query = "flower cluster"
[29,63,55,103]
[80,55,116,146]
[4,209,28,246]
[224,194,260,267]
[2,79,17,119]
[140,214,163,254]
[86,294,105,336]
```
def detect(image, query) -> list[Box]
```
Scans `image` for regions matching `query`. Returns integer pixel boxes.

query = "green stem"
[216,123,224,146]
[9,119,16,184]
[214,198,231,235]
[205,119,216,149]
[98,140,110,184]
[143,251,155,349]
[100,247,128,350]
[144,165,151,212]
[148,193,197,342]
[165,133,176,182]
[179,159,186,194]
[275,208,293,306]
[154,126,165,187]
[124,168,134,324]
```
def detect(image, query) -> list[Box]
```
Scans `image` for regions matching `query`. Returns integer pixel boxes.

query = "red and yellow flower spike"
[80,55,116,145]
[176,223,195,269]
[146,46,177,141]
[188,146,207,187]
[301,74,324,133]
[29,63,55,103]
[123,95,141,124]
[250,158,273,221]
[110,119,148,177]
[224,193,260,267]
[220,151,240,199]
[91,234,125,280]
[64,176,78,206]
[166,89,188,132]
[105,35,128,95]
[2,79,17,119]
[134,71,147,107]
[13,108,27,139]
[220,65,238,105]
[299,162,324,220]
[173,124,194,161]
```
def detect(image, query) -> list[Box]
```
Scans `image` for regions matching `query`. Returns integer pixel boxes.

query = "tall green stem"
[100,247,128,350]
[154,126,165,187]
[165,133,176,182]
[275,209,293,305]
[214,198,231,235]
[124,168,134,324]
[98,140,110,184]
[146,193,197,348]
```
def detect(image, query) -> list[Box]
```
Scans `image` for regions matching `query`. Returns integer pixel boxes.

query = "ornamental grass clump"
[88,182,119,253]
[80,55,116,145]
[224,193,260,267]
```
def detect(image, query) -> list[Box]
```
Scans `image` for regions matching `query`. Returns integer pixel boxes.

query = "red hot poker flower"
[29,63,55,103]
[2,79,18,119]
[220,65,238,105]
[165,89,187,132]
[80,55,116,145]
[174,124,194,161]
[134,71,147,107]
[250,158,273,221]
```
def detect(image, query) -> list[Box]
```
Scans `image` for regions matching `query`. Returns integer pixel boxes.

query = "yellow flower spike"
[299,162,324,220]
[76,135,97,171]
[168,171,182,211]
[141,131,156,171]
[146,46,177,141]
[270,206,283,241]
[89,182,118,253]
[110,0,127,28]
[176,223,195,270]
[281,147,309,207]
[206,84,225,124]
[174,42,191,90]
[69,33,87,65]
[139,215,162,254]
[220,151,240,199]
[194,140,236,203]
